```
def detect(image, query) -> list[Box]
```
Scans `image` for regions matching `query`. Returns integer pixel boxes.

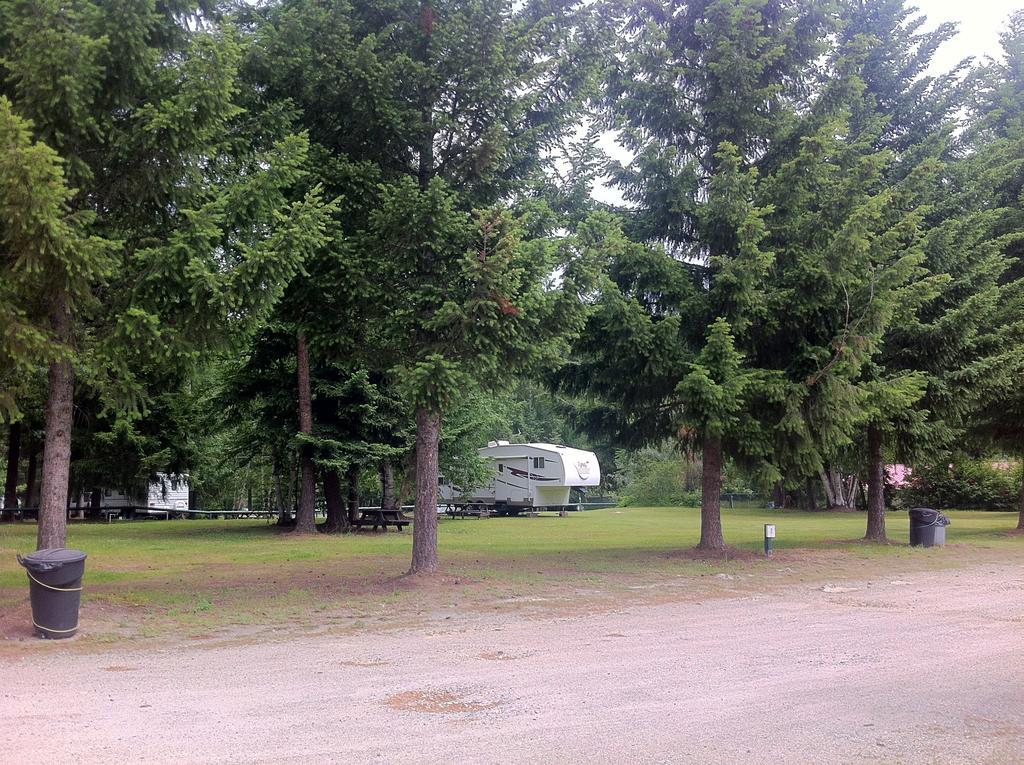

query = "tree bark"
[322,467,348,532]
[3,422,21,519]
[865,424,887,542]
[284,462,297,522]
[274,469,288,525]
[410,407,441,574]
[818,465,837,508]
[39,363,74,546]
[397,457,415,510]
[39,291,74,549]
[835,469,851,508]
[697,433,725,550]
[381,462,398,513]
[24,433,37,512]
[1017,461,1023,531]
[294,331,317,534]
[847,476,860,510]
[346,463,360,525]
[806,477,817,511]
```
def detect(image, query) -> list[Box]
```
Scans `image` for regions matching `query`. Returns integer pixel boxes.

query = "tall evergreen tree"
[570,1,940,553]
[242,0,608,573]
[833,1,1019,542]
[366,195,607,572]
[0,98,109,424]
[571,0,833,549]
[0,0,330,548]
[962,11,1024,530]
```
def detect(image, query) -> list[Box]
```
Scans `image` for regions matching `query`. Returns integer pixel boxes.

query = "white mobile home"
[71,473,190,514]
[440,441,600,514]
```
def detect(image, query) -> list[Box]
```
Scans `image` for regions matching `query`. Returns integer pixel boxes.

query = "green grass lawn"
[1,506,1020,647]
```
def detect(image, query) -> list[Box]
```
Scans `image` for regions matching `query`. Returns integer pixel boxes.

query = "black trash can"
[908,508,950,548]
[17,548,87,639]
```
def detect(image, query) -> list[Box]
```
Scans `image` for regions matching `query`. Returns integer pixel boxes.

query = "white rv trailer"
[440,441,600,515]
[70,473,190,514]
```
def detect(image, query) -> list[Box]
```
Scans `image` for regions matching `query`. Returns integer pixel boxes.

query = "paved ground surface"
[2,562,1022,764]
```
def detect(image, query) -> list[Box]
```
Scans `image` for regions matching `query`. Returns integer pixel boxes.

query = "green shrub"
[896,459,1021,510]
[616,445,752,507]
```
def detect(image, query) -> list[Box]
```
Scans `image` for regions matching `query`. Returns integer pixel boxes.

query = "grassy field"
[1,506,1021,649]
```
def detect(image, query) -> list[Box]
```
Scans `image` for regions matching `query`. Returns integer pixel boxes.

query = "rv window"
[498,464,504,473]
[104,489,111,497]
[438,475,444,485]
[533,457,545,469]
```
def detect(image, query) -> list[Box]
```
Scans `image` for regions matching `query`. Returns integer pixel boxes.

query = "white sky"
[920,0,1021,72]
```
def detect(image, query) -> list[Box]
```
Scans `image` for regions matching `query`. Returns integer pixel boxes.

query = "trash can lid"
[908,507,939,518]
[18,548,87,568]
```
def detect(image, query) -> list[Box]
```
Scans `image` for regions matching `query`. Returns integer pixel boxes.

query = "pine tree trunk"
[806,477,818,511]
[818,466,837,508]
[346,464,360,525]
[410,407,441,574]
[322,467,348,532]
[3,422,20,519]
[847,476,860,509]
[24,434,37,512]
[381,462,397,513]
[1017,463,1023,531]
[865,424,887,542]
[279,463,296,523]
[297,458,317,532]
[397,460,415,512]
[39,369,73,548]
[831,469,850,508]
[274,470,288,525]
[697,433,725,550]
[39,292,74,549]
[294,331,317,534]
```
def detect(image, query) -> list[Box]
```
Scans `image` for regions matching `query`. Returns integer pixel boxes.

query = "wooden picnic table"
[352,509,412,532]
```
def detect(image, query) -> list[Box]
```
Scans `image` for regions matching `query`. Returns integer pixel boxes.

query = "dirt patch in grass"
[0,545,986,656]
[0,602,35,641]
[665,546,763,561]
[2,514,1022,659]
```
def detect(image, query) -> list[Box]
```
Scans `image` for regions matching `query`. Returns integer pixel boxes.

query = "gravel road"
[2,563,1022,764]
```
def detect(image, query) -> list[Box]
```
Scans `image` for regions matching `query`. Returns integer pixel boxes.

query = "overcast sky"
[920,0,1021,72]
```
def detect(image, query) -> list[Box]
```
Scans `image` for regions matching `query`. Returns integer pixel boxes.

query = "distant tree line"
[2,1,1023,568]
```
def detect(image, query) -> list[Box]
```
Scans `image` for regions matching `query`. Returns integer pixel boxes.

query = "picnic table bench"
[92,507,169,521]
[352,509,412,532]
[180,508,277,520]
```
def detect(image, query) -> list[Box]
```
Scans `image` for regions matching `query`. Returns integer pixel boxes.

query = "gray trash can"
[908,508,950,548]
[17,548,87,639]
